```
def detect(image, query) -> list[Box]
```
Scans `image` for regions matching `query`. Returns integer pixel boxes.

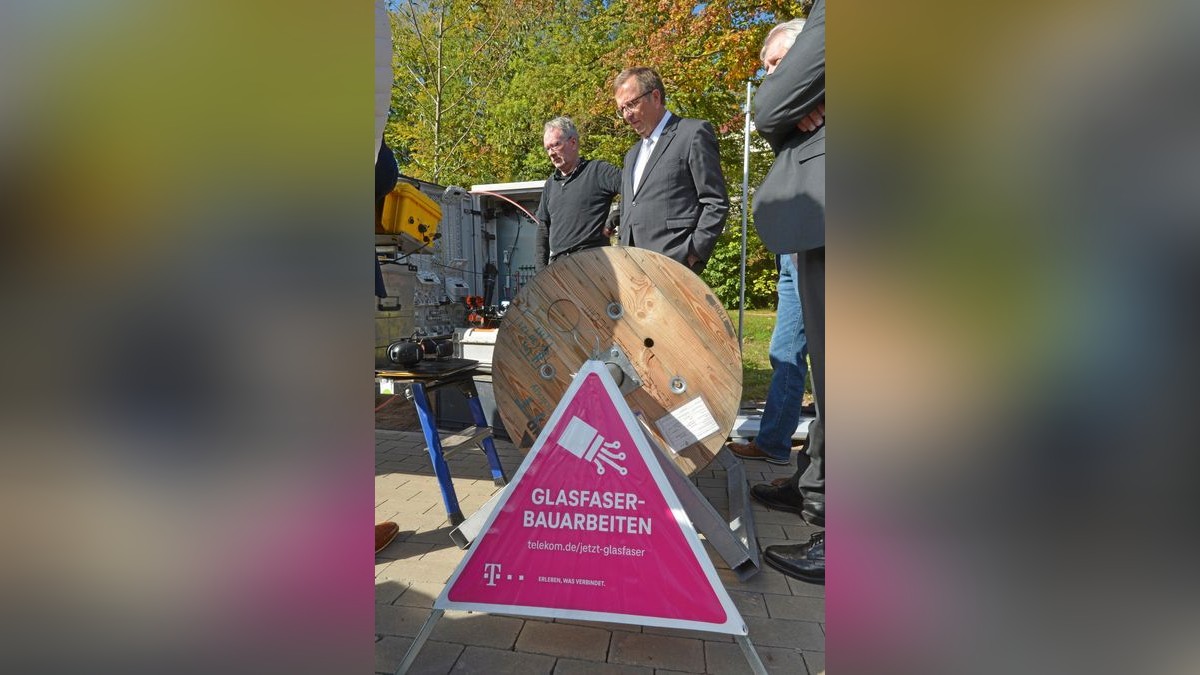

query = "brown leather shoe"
[375,521,400,553]
[728,440,791,465]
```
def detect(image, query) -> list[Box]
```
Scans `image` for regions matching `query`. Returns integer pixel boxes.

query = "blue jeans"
[756,254,808,460]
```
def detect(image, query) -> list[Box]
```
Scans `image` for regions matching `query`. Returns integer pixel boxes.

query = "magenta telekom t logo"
[483,563,502,586]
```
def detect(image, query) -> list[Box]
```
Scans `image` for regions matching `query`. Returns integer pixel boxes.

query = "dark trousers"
[793,247,824,501]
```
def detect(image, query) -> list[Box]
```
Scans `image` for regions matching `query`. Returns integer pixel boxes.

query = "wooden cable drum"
[493,247,742,476]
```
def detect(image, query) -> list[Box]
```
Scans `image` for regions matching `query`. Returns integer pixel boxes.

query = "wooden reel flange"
[493,247,742,476]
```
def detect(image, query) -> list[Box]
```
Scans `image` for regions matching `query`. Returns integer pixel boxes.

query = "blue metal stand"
[408,381,465,525]
[466,389,508,487]
[405,376,507,527]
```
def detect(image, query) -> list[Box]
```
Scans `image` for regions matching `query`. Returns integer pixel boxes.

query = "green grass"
[731,309,776,403]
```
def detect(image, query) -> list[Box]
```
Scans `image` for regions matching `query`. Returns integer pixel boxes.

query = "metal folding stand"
[634,416,763,581]
[449,486,506,549]
[399,427,769,675]
[407,376,507,526]
[736,634,770,675]
[394,609,442,675]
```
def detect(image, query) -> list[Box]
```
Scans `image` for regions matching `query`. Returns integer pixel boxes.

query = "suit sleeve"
[687,121,730,262]
[753,0,825,143]
[534,177,552,271]
[375,0,392,161]
[618,150,633,244]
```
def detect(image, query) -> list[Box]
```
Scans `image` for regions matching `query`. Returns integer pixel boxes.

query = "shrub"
[702,219,777,310]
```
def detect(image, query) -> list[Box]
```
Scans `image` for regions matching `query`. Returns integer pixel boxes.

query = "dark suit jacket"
[619,114,729,271]
[753,0,825,253]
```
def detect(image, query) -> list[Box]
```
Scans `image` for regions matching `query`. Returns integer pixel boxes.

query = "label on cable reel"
[654,397,719,455]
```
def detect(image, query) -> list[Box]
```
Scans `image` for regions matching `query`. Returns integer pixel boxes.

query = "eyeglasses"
[616,90,653,119]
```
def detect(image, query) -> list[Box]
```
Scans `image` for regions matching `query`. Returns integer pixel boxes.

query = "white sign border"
[435,360,747,635]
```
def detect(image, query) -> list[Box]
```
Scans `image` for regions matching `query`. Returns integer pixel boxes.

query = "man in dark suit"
[747,1,826,584]
[613,67,729,273]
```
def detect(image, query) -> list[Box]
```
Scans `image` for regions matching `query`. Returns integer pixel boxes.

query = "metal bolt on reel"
[670,376,687,394]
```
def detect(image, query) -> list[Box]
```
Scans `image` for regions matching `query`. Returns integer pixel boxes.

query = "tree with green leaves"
[600,0,808,308]
[384,0,811,308]
[385,0,556,186]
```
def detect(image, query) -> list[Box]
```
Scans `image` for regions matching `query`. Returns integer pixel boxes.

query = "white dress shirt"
[632,111,673,193]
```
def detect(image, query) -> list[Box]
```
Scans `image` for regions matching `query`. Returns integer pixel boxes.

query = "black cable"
[390,232,441,262]
[504,214,523,266]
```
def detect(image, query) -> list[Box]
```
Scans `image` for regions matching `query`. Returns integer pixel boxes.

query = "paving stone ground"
[376,429,824,674]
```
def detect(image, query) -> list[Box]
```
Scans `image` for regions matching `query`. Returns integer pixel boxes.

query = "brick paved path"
[376,430,825,674]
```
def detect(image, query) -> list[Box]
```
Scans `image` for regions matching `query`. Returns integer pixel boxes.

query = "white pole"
[738,80,752,345]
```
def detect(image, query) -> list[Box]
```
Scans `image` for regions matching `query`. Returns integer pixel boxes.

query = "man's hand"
[797,102,825,133]
[686,252,701,269]
[604,209,620,238]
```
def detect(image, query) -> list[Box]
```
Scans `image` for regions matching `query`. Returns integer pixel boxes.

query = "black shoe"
[750,478,825,527]
[800,498,824,528]
[763,532,824,584]
[750,478,806,515]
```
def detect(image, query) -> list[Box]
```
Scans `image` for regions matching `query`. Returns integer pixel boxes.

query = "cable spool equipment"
[492,247,742,477]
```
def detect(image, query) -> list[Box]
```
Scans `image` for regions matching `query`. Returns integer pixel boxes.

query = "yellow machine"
[378,182,441,252]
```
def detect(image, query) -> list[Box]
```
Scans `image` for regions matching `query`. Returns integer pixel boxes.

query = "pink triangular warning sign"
[436,361,746,634]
